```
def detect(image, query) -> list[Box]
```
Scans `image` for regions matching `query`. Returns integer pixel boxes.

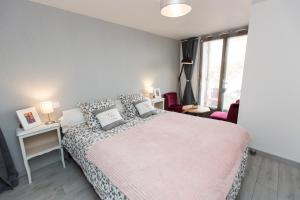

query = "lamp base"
[45,121,55,125]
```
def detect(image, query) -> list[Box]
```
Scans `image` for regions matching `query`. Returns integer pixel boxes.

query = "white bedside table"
[16,123,65,184]
[151,97,165,110]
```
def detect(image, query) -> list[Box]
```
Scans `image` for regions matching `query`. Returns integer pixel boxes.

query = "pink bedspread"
[86,112,250,200]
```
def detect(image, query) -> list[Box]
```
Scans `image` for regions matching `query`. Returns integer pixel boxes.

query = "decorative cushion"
[93,107,125,131]
[134,100,157,118]
[78,98,114,130]
[119,93,145,118]
[210,111,228,120]
[59,108,85,133]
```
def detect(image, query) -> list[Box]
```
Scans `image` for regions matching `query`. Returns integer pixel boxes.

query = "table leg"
[18,137,32,184]
[60,148,66,168]
[24,159,32,184]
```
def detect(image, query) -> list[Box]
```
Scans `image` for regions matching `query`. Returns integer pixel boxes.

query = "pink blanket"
[86,112,250,200]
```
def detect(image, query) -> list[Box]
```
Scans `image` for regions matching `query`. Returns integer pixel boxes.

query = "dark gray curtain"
[180,38,199,105]
[0,128,18,193]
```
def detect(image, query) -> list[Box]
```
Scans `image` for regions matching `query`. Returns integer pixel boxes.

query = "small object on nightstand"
[16,123,65,184]
[16,107,42,131]
[144,86,154,98]
[40,101,56,124]
[151,97,165,110]
[153,88,162,98]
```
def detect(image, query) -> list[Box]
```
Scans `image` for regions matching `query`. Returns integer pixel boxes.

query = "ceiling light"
[160,0,192,18]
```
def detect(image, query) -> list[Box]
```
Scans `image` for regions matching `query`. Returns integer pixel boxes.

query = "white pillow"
[59,108,85,132]
[93,107,125,131]
[134,99,156,118]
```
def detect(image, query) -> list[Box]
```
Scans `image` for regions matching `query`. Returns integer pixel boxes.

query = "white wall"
[0,0,179,176]
[239,0,300,162]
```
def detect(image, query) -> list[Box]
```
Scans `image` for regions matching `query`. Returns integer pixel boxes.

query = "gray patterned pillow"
[134,99,157,118]
[93,106,125,131]
[78,98,114,130]
[119,93,145,118]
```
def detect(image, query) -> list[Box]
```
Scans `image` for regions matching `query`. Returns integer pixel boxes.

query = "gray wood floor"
[237,153,300,200]
[1,153,300,200]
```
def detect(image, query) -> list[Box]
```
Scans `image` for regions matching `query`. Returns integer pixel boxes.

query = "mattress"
[62,110,249,200]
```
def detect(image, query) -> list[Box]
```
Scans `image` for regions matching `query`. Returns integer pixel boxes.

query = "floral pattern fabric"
[78,98,115,131]
[119,93,145,118]
[62,110,248,200]
[226,148,248,200]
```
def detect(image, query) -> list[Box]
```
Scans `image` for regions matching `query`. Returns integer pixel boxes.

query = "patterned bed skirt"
[226,148,249,200]
[67,147,249,200]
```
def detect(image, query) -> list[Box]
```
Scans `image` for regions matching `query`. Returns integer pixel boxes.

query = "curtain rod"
[181,25,248,42]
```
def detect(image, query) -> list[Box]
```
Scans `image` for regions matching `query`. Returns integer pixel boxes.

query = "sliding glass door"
[222,35,248,110]
[200,39,224,108]
[199,34,248,110]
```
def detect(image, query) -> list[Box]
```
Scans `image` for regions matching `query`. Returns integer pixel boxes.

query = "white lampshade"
[144,86,154,98]
[145,86,154,94]
[40,101,54,114]
[160,0,192,18]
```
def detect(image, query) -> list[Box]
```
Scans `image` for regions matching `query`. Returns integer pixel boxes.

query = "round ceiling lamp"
[160,0,192,18]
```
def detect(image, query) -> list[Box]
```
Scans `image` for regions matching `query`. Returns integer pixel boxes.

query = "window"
[200,39,223,108]
[199,33,248,110]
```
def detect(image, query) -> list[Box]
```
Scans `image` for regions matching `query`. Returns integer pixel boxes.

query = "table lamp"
[144,86,154,98]
[40,101,55,124]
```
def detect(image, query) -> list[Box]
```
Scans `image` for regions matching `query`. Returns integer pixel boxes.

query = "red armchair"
[164,92,183,113]
[210,100,240,123]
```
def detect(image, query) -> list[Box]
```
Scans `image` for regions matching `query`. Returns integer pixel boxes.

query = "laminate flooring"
[1,153,300,200]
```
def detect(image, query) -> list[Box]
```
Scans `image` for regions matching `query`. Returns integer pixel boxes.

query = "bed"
[62,108,249,200]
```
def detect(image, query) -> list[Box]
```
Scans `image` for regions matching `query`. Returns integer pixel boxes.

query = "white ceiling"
[30,0,251,40]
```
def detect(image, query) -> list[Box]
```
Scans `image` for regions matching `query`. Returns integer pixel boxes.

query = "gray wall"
[0,0,179,176]
[239,0,300,163]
